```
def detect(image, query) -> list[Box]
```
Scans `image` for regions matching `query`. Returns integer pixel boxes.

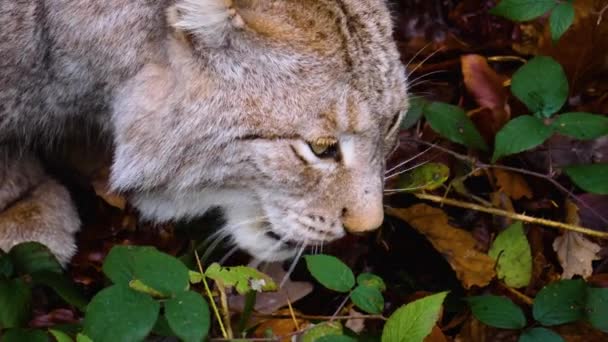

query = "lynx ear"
[167,0,246,48]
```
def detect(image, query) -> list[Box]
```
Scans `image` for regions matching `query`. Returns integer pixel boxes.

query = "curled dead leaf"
[553,201,601,279]
[386,204,496,289]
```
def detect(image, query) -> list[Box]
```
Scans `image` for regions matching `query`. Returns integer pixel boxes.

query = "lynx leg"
[0,151,80,265]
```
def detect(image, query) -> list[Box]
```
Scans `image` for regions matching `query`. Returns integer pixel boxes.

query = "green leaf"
[519,327,564,342]
[102,246,190,296]
[585,287,608,332]
[317,336,357,342]
[490,0,557,21]
[382,291,448,342]
[0,278,32,328]
[304,255,355,293]
[357,273,387,292]
[351,285,384,314]
[395,163,450,192]
[488,222,532,288]
[492,115,554,162]
[2,329,49,342]
[49,329,73,342]
[0,249,13,278]
[9,242,62,275]
[424,102,488,151]
[165,290,210,342]
[550,2,575,42]
[188,270,204,284]
[511,56,569,117]
[564,164,608,195]
[401,97,427,130]
[204,263,277,295]
[76,334,93,342]
[551,112,608,140]
[302,322,343,342]
[533,279,586,326]
[30,271,88,310]
[83,285,160,342]
[467,295,526,329]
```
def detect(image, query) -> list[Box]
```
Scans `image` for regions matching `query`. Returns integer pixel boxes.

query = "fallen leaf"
[553,201,601,279]
[387,204,496,289]
[253,309,309,342]
[493,169,533,200]
[344,308,365,334]
[424,325,448,342]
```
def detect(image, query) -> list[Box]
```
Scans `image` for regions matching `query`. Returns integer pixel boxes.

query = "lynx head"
[111,0,408,261]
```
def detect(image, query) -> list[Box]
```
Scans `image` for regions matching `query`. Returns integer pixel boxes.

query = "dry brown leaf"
[344,308,365,334]
[91,167,127,210]
[461,54,511,143]
[493,169,533,200]
[253,309,309,341]
[553,201,601,279]
[387,204,496,289]
[424,325,448,342]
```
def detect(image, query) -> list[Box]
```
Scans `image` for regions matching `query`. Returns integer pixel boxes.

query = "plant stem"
[195,250,228,339]
[217,282,234,339]
[414,193,608,239]
[237,291,256,334]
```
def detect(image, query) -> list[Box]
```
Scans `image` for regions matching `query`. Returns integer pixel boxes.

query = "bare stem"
[195,250,228,339]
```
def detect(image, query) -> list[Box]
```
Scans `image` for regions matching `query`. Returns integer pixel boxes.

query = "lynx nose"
[341,201,384,233]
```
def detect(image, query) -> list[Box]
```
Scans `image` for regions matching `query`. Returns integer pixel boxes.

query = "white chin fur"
[131,189,297,261]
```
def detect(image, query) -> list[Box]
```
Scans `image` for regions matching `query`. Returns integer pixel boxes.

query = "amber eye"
[307,138,340,159]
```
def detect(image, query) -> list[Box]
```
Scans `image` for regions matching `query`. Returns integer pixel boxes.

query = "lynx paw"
[0,157,80,265]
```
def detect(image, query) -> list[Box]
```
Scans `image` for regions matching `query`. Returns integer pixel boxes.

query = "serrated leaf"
[351,285,384,314]
[0,278,32,328]
[165,290,210,342]
[564,164,608,195]
[533,279,586,326]
[550,2,575,42]
[30,271,88,310]
[357,273,386,292]
[488,222,532,288]
[492,115,554,162]
[382,291,448,342]
[490,0,557,21]
[511,56,568,117]
[304,255,355,293]
[467,295,526,329]
[401,97,427,130]
[585,287,608,332]
[83,285,160,342]
[551,112,608,140]
[424,102,488,151]
[519,327,565,342]
[205,263,277,295]
[102,246,190,296]
[302,322,343,342]
[2,329,49,342]
[9,242,62,275]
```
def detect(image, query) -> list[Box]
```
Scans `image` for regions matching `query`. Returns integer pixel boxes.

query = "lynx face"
[111,0,408,261]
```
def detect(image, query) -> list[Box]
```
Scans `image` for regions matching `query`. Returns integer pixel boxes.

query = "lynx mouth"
[264,231,299,248]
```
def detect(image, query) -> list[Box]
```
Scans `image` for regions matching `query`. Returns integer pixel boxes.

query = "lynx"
[0,0,408,264]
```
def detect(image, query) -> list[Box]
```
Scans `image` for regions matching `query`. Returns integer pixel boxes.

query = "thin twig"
[405,138,608,226]
[253,313,387,321]
[414,193,608,239]
[195,250,228,339]
[597,2,608,25]
[217,282,234,339]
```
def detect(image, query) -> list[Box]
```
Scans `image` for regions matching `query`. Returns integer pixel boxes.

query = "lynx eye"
[307,137,340,159]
